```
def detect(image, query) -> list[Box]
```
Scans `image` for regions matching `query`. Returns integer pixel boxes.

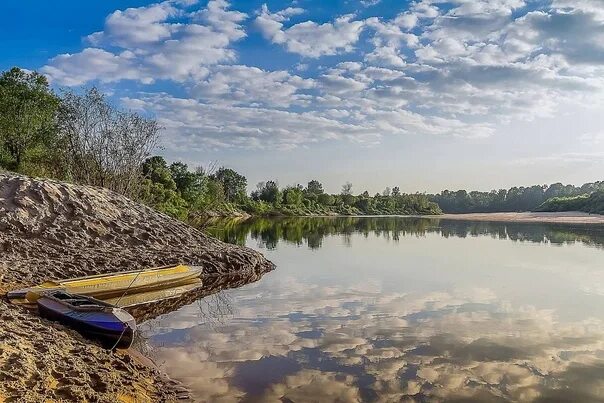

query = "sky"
[1,0,603,193]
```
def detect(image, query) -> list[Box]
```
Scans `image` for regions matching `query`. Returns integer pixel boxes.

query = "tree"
[317,193,335,206]
[338,182,354,206]
[142,156,176,190]
[392,186,400,196]
[341,182,353,195]
[169,161,205,204]
[139,156,188,218]
[0,67,61,173]
[283,186,304,206]
[255,181,281,204]
[59,88,161,197]
[382,187,391,197]
[306,180,324,195]
[213,167,247,202]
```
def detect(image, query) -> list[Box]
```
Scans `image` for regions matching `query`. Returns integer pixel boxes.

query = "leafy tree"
[169,161,205,202]
[317,193,335,206]
[392,186,400,196]
[283,186,304,206]
[138,178,188,219]
[341,182,354,206]
[0,67,61,173]
[142,156,176,190]
[204,178,226,205]
[306,180,324,195]
[254,181,281,204]
[213,167,247,202]
[139,157,188,218]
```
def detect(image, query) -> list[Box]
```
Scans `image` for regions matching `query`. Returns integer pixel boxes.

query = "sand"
[436,211,604,225]
[0,174,275,402]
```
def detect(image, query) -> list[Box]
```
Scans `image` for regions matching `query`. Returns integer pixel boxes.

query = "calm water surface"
[139,217,604,402]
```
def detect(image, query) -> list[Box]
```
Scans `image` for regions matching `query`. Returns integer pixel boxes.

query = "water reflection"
[141,217,604,402]
[202,216,604,250]
[143,282,604,401]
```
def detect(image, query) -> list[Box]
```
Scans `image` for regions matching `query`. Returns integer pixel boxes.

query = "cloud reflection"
[142,279,604,402]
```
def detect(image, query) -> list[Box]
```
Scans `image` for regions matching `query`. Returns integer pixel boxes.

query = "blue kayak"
[37,291,136,349]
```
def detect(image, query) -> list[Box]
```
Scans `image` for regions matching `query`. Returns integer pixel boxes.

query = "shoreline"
[204,211,604,225]
[434,211,604,225]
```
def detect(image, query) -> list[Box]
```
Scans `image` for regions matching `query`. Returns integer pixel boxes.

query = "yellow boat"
[7,264,203,305]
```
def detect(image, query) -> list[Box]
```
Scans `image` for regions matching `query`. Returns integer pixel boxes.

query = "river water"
[139,217,604,402]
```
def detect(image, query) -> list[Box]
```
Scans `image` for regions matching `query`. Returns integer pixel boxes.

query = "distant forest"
[429,182,604,214]
[1,66,602,219]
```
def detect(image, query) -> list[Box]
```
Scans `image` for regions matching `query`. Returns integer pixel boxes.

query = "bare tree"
[59,88,161,197]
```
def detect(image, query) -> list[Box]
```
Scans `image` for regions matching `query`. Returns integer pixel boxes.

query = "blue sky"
[1,0,604,193]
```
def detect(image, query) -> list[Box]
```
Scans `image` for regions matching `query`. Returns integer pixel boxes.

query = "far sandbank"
[435,211,604,225]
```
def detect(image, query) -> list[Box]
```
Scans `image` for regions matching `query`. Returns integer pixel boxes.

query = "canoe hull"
[8,264,203,304]
[38,295,136,349]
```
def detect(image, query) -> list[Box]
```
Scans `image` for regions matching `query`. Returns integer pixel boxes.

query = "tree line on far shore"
[0,66,602,219]
[429,182,604,214]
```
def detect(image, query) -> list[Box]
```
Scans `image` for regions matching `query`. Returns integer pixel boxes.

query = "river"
[139,216,604,401]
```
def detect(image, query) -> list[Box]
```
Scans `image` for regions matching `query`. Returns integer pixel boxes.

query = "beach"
[437,211,604,225]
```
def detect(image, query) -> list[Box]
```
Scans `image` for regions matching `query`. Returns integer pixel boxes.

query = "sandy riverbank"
[0,174,275,402]
[436,211,604,224]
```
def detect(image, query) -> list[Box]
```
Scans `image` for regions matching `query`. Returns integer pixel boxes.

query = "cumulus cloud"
[86,1,180,47]
[43,0,246,84]
[191,65,315,108]
[40,0,604,151]
[254,5,366,58]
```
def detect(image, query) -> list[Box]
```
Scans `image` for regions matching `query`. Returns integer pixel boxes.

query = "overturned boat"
[8,264,202,304]
[37,290,136,349]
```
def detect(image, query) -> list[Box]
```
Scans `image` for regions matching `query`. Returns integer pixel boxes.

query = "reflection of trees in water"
[129,273,263,323]
[195,292,234,329]
[202,216,604,250]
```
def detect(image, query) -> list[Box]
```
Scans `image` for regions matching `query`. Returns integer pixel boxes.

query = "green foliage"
[138,178,188,220]
[0,67,62,175]
[142,156,176,190]
[536,191,604,214]
[253,181,281,204]
[317,193,335,206]
[431,182,604,213]
[213,167,247,202]
[306,180,324,195]
[283,186,304,206]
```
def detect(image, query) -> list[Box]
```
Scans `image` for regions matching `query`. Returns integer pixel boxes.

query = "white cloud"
[41,48,144,86]
[43,0,246,84]
[254,5,366,58]
[191,65,315,108]
[40,0,604,151]
[86,1,180,47]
